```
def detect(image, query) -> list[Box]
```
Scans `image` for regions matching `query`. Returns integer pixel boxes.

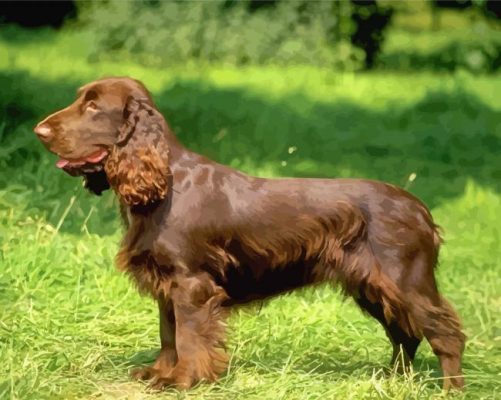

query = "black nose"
[34,123,53,142]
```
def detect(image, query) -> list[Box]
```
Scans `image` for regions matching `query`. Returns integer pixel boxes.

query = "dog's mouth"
[56,148,109,176]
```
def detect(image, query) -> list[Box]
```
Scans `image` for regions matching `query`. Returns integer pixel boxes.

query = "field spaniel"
[34,77,465,391]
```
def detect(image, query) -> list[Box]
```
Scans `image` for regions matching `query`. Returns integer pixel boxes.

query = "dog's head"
[34,77,170,205]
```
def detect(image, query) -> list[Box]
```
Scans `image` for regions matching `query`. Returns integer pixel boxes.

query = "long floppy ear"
[104,97,171,206]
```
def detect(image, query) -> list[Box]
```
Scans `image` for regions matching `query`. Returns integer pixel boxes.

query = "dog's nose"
[34,123,53,142]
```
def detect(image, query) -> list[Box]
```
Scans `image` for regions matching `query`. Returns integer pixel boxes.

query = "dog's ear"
[116,96,142,145]
[104,97,170,206]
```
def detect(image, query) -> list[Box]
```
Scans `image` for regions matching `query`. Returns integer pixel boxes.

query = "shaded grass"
[0,31,500,400]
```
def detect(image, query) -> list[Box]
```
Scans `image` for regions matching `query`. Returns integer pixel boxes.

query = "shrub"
[380,37,501,73]
[77,0,365,70]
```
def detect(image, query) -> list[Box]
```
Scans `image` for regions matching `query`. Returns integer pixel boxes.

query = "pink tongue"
[55,149,107,169]
[56,159,69,168]
[87,150,107,163]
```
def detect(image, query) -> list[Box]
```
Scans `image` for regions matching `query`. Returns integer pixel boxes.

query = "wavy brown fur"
[105,99,171,206]
[34,77,466,392]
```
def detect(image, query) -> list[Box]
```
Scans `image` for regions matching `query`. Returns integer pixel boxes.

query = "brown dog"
[34,77,465,391]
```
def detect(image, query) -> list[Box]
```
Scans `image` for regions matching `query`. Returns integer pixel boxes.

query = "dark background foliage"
[1,0,499,72]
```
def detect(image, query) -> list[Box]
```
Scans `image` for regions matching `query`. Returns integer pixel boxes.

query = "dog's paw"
[148,373,193,391]
[148,376,174,391]
[131,366,190,390]
[130,366,158,381]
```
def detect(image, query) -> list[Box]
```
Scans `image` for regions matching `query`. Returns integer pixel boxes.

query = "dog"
[34,77,465,391]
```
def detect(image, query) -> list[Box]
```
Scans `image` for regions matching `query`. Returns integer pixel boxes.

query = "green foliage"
[78,0,364,70]
[381,1,501,73]
[72,0,501,73]
[381,32,501,73]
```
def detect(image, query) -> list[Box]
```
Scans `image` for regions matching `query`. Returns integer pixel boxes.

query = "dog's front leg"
[149,273,229,390]
[131,296,177,381]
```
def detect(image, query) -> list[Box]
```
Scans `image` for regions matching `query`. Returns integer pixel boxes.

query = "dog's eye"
[86,101,99,112]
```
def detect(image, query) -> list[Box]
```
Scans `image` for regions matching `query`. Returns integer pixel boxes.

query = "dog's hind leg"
[408,290,465,391]
[328,243,422,372]
[355,292,422,371]
[367,247,465,391]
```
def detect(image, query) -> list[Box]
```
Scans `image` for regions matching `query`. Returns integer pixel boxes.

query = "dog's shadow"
[114,345,444,389]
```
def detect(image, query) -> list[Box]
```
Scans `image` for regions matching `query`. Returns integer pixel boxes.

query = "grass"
[1,26,501,399]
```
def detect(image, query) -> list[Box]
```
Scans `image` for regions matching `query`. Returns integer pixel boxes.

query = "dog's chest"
[117,207,176,299]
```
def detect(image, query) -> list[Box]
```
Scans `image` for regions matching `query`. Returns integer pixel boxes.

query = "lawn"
[0,28,500,400]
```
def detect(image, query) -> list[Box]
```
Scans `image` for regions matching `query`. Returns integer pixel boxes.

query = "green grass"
[1,27,501,399]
